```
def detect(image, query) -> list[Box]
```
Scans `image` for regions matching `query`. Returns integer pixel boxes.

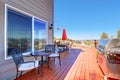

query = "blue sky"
[54,0,120,40]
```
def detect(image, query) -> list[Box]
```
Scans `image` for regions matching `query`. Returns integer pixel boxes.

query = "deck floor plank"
[68,50,84,80]
[64,47,103,80]
[16,47,103,80]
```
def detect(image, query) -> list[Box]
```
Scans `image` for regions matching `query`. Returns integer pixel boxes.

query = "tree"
[117,29,120,38]
[100,32,108,39]
[110,35,114,39]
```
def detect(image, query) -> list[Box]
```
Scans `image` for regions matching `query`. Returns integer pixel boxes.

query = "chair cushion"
[49,53,59,57]
[18,60,39,71]
[56,47,64,53]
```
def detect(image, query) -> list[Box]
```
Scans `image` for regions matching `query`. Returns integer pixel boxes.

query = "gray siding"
[0,0,54,79]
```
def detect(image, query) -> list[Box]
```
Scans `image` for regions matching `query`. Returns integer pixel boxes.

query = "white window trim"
[32,16,34,53]
[5,4,48,60]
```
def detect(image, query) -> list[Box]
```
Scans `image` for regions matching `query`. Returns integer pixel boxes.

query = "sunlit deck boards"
[16,47,103,80]
[64,47,104,80]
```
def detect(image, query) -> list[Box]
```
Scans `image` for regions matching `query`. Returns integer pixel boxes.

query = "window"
[34,18,47,50]
[7,8,32,57]
[5,5,48,59]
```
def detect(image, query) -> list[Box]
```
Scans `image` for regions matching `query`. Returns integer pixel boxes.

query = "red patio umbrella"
[62,28,67,40]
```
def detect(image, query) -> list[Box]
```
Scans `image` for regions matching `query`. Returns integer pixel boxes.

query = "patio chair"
[11,48,39,79]
[45,44,62,68]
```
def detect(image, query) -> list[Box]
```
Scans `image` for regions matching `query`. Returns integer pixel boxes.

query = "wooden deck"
[64,47,103,80]
[16,47,104,80]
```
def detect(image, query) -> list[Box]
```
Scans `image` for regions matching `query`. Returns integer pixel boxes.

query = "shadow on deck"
[16,48,81,80]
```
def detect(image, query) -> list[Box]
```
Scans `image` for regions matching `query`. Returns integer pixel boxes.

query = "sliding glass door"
[34,18,47,50]
[6,6,47,58]
[7,9,32,56]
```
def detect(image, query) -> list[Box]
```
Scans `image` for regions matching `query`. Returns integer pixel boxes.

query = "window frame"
[5,4,48,60]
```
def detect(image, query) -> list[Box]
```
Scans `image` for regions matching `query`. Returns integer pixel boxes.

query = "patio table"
[32,51,49,77]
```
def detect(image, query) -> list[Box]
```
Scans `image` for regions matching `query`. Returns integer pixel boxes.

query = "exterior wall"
[0,0,54,79]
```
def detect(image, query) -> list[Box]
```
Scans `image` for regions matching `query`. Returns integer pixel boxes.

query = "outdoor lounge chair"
[45,44,62,68]
[11,48,39,79]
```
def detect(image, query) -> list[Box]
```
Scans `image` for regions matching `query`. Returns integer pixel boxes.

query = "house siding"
[0,0,54,79]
